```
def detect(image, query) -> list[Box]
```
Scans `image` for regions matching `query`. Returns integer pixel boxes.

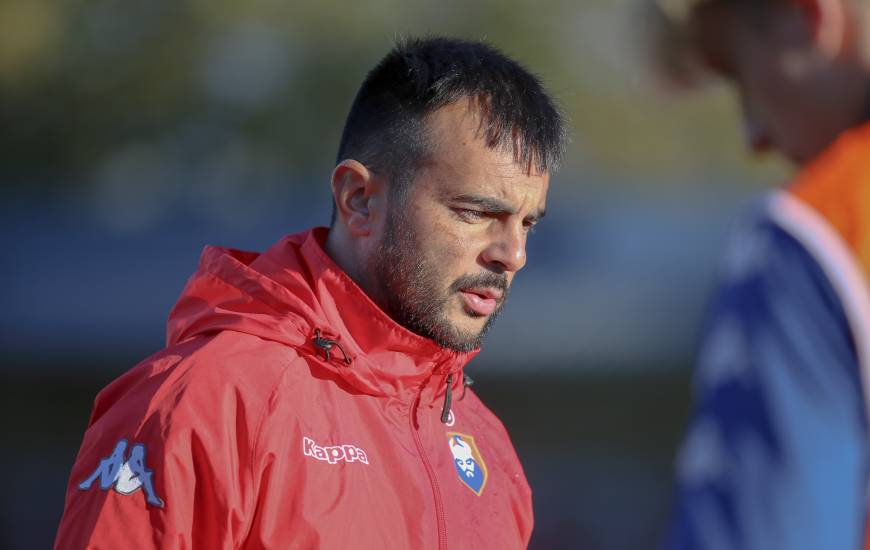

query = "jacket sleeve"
[54,341,285,550]
[664,222,870,550]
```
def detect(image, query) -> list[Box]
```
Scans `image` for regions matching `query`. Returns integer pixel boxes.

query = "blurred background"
[1,0,789,548]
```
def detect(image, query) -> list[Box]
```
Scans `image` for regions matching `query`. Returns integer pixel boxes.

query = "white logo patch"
[303,436,369,465]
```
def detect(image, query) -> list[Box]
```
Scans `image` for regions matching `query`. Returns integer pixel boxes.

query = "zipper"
[409,378,448,550]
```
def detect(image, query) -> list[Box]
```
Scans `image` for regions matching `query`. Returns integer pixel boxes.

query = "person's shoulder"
[176,330,307,385]
[90,331,313,430]
[697,192,859,396]
[453,384,525,469]
[719,196,810,279]
[714,193,848,322]
[458,387,509,433]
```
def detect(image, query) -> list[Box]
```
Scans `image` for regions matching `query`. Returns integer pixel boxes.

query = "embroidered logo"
[303,436,369,465]
[447,432,488,496]
[78,439,164,508]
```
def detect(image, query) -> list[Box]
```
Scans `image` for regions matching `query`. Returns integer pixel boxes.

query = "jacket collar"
[169,228,477,400]
[274,228,476,397]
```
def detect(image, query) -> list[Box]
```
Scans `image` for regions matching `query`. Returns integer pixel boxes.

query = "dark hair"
[334,36,566,209]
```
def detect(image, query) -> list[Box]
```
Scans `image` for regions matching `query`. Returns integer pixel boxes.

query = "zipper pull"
[440,373,454,424]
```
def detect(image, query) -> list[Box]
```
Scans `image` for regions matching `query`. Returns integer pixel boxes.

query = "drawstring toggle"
[440,373,454,424]
[312,329,351,365]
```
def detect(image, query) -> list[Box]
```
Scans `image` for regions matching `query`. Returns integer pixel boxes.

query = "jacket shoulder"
[457,387,527,477]
[56,331,315,549]
[89,330,312,431]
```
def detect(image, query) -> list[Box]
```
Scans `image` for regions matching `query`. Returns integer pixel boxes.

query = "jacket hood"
[167,228,477,398]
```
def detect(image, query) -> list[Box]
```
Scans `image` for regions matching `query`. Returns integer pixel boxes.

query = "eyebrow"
[452,194,546,223]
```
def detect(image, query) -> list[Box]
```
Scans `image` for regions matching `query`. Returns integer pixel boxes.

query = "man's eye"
[524,221,537,234]
[456,209,484,222]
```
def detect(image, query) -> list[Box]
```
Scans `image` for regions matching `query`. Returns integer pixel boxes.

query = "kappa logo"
[448,432,488,496]
[303,436,369,465]
[78,439,164,508]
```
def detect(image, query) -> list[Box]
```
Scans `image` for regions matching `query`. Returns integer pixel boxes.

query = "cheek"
[426,219,481,268]
[740,48,807,128]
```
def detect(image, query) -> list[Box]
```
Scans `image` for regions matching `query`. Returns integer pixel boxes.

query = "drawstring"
[440,373,474,424]
[440,374,454,424]
[459,374,473,401]
[312,329,351,365]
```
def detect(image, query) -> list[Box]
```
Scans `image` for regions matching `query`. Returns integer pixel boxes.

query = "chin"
[441,320,485,347]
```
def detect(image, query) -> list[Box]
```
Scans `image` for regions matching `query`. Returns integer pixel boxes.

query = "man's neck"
[324,228,358,282]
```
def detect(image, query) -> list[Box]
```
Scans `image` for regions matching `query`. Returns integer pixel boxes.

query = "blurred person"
[647,0,870,548]
[54,36,565,549]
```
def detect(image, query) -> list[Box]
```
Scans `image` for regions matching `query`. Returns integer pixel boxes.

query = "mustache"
[450,272,509,297]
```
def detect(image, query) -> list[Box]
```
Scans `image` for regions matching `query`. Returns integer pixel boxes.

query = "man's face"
[451,440,477,477]
[693,4,865,165]
[370,101,549,352]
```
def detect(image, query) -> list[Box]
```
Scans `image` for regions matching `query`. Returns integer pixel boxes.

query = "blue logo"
[78,439,164,508]
[447,433,488,496]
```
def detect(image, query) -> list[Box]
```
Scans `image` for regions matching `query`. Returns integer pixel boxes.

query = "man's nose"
[741,96,772,155]
[745,122,773,155]
[480,225,526,273]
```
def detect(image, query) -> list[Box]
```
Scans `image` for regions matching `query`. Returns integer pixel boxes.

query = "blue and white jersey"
[665,194,870,550]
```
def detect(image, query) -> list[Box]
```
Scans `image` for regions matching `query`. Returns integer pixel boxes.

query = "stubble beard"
[373,207,508,353]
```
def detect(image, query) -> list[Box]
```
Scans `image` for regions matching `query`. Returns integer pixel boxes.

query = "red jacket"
[54,228,533,549]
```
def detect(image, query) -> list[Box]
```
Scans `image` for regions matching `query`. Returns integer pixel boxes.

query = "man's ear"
[793,0,847,57]
[331,159,383,236]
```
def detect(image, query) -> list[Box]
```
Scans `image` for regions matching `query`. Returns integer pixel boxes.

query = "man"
[54,37,565,549]
[648,1,870,548]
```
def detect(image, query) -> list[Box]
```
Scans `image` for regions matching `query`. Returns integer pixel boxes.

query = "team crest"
[447,432,487,496]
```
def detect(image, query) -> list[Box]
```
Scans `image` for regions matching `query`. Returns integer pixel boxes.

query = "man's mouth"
[458,287,502,316]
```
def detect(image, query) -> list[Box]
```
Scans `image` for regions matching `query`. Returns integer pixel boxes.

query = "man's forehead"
[425,152,548,189]
[423,100,547,174]
[408,100,549,214]
[422,101,493,157]
[431,168,549,213]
